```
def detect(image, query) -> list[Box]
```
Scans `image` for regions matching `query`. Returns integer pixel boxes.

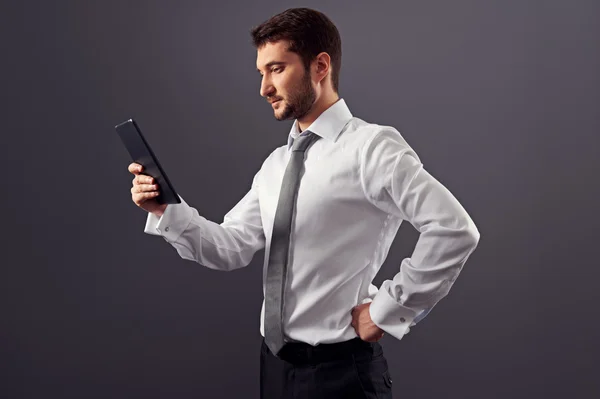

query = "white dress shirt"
[144,98,480,346]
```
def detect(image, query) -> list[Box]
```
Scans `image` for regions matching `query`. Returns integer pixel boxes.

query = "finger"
[134,184,159,193]
[133,191,159,203]
[128,163,143,174]
[133,175,155,185]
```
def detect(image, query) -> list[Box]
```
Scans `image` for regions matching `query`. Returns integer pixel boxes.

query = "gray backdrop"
[1,1,598,398]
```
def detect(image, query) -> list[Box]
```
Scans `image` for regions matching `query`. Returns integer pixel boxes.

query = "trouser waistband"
[266,337,379,364]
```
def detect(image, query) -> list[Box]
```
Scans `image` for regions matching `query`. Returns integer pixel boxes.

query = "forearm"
[144,196,266,271]
[370,211,480,339]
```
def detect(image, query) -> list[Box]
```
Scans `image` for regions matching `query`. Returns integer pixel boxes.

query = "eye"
[272,67,283,73]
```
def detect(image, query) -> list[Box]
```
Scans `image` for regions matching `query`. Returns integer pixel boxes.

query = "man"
[128,7,480,399]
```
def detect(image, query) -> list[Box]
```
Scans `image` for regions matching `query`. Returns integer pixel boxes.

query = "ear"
[313,52,331,85]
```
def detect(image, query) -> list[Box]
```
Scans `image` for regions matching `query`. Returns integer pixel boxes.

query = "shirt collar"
[287,98,353,150]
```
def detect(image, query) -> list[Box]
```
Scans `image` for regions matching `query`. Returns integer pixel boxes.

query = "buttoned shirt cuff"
[143,196,194,243]
[144,212,162,236]
[369,282,421,340]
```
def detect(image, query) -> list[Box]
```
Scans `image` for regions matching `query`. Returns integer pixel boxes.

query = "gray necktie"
[264,131,321,357]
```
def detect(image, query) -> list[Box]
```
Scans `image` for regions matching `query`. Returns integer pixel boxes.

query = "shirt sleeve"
[360,128,481,340]
[143,169,266,271]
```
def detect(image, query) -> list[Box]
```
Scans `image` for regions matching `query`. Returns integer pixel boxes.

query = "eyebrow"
[257,61,286,73]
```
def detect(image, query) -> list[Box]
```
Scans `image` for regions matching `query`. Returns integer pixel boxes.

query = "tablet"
[115,118,181,204]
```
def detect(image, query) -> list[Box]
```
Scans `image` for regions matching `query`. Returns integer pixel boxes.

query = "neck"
[297,91,340,132]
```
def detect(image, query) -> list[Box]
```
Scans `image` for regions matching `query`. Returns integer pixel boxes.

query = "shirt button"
[165,226,170,232]
[400,317,406,323]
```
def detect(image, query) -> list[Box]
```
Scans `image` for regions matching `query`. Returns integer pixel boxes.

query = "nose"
[260,75,275,98]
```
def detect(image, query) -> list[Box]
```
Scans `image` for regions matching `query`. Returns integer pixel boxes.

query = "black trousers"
[260,337,393,399]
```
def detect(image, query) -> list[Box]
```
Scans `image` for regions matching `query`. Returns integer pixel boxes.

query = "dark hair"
[250,8,342,93]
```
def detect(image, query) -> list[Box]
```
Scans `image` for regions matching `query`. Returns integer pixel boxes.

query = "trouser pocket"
[351,352,393,399]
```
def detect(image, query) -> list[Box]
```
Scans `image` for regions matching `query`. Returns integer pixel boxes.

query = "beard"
[273,68,316,121]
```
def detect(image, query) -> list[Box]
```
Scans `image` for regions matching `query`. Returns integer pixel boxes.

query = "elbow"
[201,256,252,272]
[464,218,480,250]
[176,247,250,272]
[209,251,255,272]
[223,256,253,271]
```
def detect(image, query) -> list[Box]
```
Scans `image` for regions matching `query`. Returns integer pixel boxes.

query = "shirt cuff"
[143,195,194,243]
[369,280,420,340]
[359,283,379,304]
[144,212,162,236]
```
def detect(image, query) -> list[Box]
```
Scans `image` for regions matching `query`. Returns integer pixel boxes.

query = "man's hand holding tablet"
[115,118,182,217]
[128,162,168,217]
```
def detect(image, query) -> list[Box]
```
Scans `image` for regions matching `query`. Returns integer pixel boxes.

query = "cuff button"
[400,317,406,323]
[165,226,170,232]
